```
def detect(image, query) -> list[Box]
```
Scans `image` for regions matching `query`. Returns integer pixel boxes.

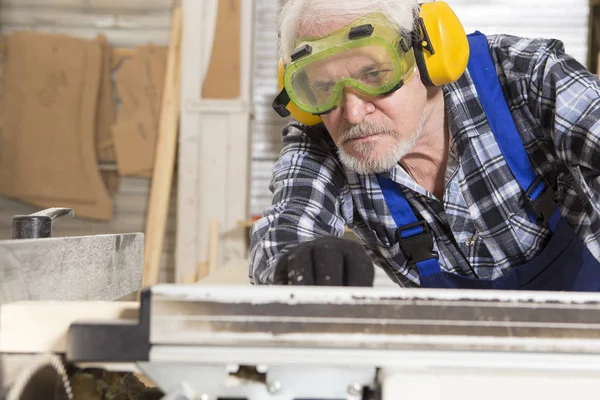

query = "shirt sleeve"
[524,37,600,212]
[249,121,352,284]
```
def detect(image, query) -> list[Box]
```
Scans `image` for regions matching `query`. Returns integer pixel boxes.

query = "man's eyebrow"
[310,79,334,90]
[309,62,393,89]
[356,62,391,74]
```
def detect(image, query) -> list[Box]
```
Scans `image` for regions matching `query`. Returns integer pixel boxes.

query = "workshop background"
[0,0,593,287]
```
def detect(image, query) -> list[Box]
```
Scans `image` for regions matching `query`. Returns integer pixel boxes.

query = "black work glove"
[273,237,374,286]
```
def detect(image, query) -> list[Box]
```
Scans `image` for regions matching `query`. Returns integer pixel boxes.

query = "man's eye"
[361,70,385,81]
[314,82,334,93]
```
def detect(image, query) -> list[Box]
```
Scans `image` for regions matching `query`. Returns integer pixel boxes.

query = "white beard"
[336,115,425,175]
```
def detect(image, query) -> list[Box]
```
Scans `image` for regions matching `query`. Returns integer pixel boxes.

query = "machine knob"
[11,207,74,239]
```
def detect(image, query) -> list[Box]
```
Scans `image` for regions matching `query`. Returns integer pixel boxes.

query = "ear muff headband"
[273,1,469,126]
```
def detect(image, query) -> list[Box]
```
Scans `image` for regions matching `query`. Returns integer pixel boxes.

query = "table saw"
[5,284,600,400]
[3,209,600,399]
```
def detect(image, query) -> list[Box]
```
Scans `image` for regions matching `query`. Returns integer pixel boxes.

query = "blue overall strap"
[377,175,440,277]
[466,31,560,231]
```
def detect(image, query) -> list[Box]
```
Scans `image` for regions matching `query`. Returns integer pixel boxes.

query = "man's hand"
[273,237,374,286]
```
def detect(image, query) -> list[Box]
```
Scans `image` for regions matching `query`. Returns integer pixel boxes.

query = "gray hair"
[278,0,424,61]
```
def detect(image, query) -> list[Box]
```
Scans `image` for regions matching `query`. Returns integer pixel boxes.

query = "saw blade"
[6,353,72,400]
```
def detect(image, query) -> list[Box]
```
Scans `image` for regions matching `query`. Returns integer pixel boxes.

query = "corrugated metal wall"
[249,0,590,218]
[0,0,177,283]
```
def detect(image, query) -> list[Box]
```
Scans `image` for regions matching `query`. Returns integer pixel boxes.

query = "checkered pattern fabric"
[250,33,600,287]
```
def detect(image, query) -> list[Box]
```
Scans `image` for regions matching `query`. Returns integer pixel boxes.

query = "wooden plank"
[142,6,182,287]
[201,0,241,99]
[175,0,206,283]
[0,301,138,353]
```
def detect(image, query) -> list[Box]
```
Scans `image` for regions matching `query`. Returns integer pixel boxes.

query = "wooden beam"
[142,6,182,287]
[0,301,138,354]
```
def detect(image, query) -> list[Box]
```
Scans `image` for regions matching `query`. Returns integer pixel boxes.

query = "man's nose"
[340,88,372,125]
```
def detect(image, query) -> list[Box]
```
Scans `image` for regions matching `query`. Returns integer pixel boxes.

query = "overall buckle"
[396,220,439,266]
[523,176,559,227]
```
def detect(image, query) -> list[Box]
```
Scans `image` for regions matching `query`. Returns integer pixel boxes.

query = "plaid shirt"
[250,33,600,287]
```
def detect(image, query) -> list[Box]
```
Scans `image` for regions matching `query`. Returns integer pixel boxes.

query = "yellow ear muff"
[277,59,323,126]
[415,1,469,86]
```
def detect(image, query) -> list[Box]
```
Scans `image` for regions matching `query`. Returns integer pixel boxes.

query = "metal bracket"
[267,365,376,399]
[138,352,376,400]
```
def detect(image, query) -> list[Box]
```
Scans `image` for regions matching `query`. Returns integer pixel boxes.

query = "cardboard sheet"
[0,31,112,220]
[112,45,167,177]
[201,0,241,99]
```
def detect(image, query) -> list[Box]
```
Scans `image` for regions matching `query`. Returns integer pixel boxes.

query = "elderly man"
[249,0,600,290]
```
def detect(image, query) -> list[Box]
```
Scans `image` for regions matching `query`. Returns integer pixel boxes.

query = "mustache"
[338,123,398,146]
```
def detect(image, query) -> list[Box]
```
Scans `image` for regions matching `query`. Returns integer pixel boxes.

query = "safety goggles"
[273,13,416,117]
